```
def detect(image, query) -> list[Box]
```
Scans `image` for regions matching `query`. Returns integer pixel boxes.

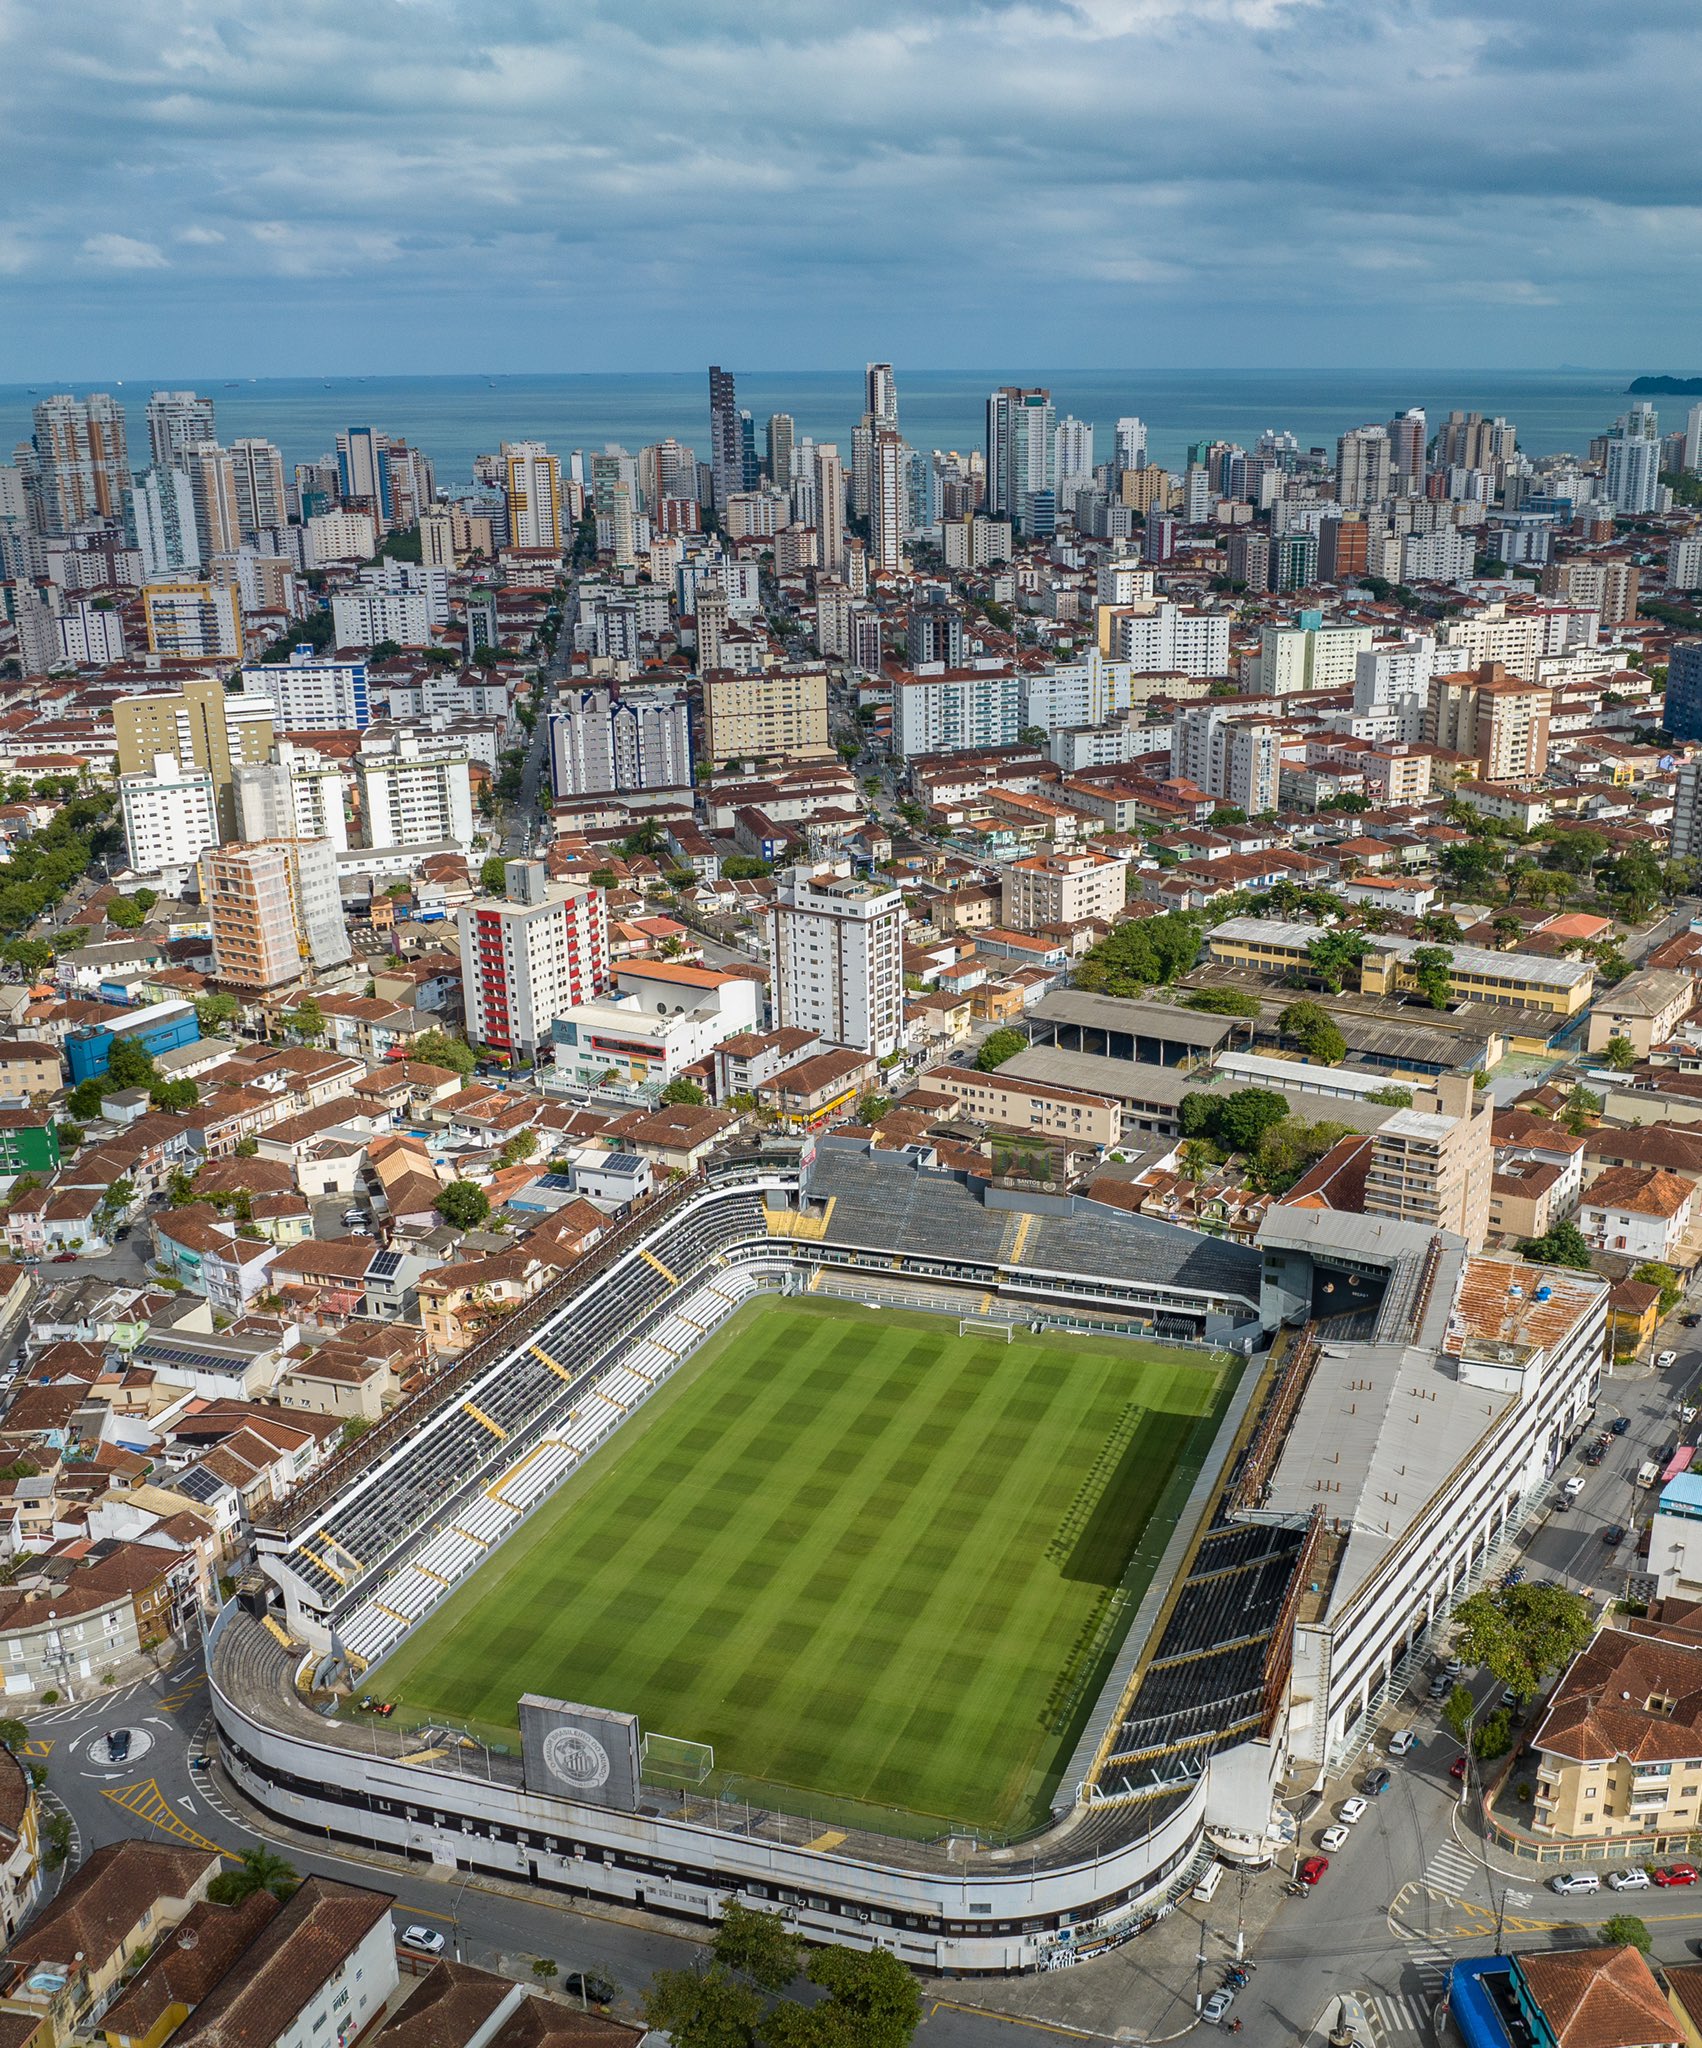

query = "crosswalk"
[1365,1991,1435,2036]
[1421,1840,1478,1895]
[1406,1941,1454,1994]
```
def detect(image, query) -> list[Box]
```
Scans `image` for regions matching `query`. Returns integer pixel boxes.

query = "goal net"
[958,1316,1017,1342]
[642,1732,716,1785]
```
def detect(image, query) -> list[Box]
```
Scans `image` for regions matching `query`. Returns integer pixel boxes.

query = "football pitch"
[375,1296,1238,1834]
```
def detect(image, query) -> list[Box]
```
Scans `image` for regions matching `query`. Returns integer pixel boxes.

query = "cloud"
[78,232,168,270]
[0,1,1698,371]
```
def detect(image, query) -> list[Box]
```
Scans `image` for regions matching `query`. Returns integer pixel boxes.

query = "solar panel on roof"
[368,1250,404,1279]
[538,1173,577,1192]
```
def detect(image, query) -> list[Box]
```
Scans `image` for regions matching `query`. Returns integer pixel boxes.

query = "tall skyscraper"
[1388,408,1427,494]
[1605,403,1663,516]
[1054,417,1095,502]
[869,430,908,575]
[182,441,242,559]
[1685,404,1702,476]
[207,838,350,990]
[115,671,276,839]
[764,861,904,1059]
[815,443,846,574]
[708,365,743,515]
[28,393,129,534]
[865,364,898,431]
[1335,425,1393,511]
[125,467,201,578]
[503,441,563,552]
[986,387,1056,534]
[145,390,216,471]
[230,438,289,538]
[1114,418,1148,474]
[766,414,795,490]
[336,427,391,526]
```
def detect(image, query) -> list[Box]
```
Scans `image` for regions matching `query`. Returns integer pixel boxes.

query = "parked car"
[560,1975,618,2008]
[1564,1475,1587,1499]
[1299,1856,1329,1885]
[1554,1494,1573,1512]
[1604,1525,1627,1547]
[1201,1989,1236,2026]
[1609,1868,1652,1891]
[1611,1414,1632,1433]
[1549,1871,1600,1895]
[1658,1350,1679,1371]
[1682,1315,1701,1329]
[1429,1673,1451,1697]
[1362,1766,1394,1795]
[1320,1825,1351,1852]
[1339,1797,1369,1824]
[398,1924,446,1955]
[1656,1863,1699,1887]
[1386,1730,1417,1758]
[1449,1756,1468,1781]
[1444,1659,1465,1679]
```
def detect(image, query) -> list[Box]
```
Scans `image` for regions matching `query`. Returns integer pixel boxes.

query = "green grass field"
[375,1297,1236,1834]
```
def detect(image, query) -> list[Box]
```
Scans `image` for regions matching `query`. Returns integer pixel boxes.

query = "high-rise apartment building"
[230,439,289,538]
[140,581,244,662]
[1387,408,1427,494]
[1335,425,1393,510]
[116,671,276,839]
[118,754,219,873]
[502,442,562,552]
[357,733,474,848]
[1664,642,1702,744]
[708,366,749,515]
[865,363,898,430]
[869,430,907,575]
[125,468,201,578]
[206,838,350,990]
[239,648,371,730]
[764,861,904,1058]
[1424,661,1551,781]
[1437,411,1517,478]
[458,860,608,1062]
[1605,403,1664,517]
[11,584,60,679]
[1673,754,1702,862]
[548,686,693,796]
[234,742,351,852]
[145,390,216,471]
[1000,849,1127,932]
[907,600,964,668]
[28,393,129,534]
[701,668,831,766]
[336,427,390,526]
[1114,418,1148,474]
[1170,703,1282,815]
[1363,1075,1492,1250]
[814,444,845,575]
[986,387,1056,535]
[182,442,242,560]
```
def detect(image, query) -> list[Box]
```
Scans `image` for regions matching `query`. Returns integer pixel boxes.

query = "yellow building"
[115,673,274,840]
[700,665,831,765]
[140,583,244,663]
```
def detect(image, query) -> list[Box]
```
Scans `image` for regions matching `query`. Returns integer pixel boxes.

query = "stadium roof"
[1026,990,1237,1047]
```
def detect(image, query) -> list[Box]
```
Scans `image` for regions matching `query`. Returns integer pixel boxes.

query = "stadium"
[212,1137,1321,1973]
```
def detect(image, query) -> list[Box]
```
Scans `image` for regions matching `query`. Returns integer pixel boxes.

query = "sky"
[1,0,1699,379]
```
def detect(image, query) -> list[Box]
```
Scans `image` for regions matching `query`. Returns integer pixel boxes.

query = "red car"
[1299,1856,1329,1885]
[1449,1756,1468,1780]
[1656,1863,1699,1887]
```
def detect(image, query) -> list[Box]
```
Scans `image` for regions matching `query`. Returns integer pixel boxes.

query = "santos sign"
[519,1695,642,1811]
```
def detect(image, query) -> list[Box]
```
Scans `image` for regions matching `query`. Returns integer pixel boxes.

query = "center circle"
[542,1726,611,1790]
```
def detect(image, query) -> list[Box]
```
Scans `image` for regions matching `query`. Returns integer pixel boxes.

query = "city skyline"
[4,2,1702,376]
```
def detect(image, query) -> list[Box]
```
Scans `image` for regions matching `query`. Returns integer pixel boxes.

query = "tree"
[1075,913,1202,996]
[1409,946,1453,1010]
[434,1181,491,1231]
[207,1845,299,1904]
[104,895,144,930]
[1562,1083,1603,1137]
[1601,1914,1653,1955]
[340,1417,371,1450]
[1182,988,1261,1017]
[1250,1117,1353,1196]
[857,1093,892,1124]
[0,1719,24,1753]
[722,856,773,881]
[411,1029,477,1078]
[1,939,51,980]
[1451,1583,1596,1702]
[661,1078,707,1106]
[165,1167,198,1207]
[1441,840,1502,890]
[1304,928,1370,995]
[1180,1087,1291,1158]
[194,992,240,1034]
[1279,1000,1347,1065]
[234,1137,258,1157]
[1601,1035,1637,1071]
[65,1079,105,1121]
[134,888,158,913]
[150,1078,198,1113]
[1366,1085,1414,1107]
[1519,1220,1594,1270]
[1416,910,1464,945]
[480,855,509,892]
[497,1130,539,1166]
[1634,1261,1683,1316]
[284,998,325,1044]
[54,1121,84,1152]
[975,1028,1027,1071]
[532,1959,560,1988]
[106,1038,158,1092]
[642,1968,760,2048]
[1490,913,1524,950]
[713,1901,801,1993]
[805,1945,923,2048]
[1442,1684,1476,1743]
[98,1178,136,1222]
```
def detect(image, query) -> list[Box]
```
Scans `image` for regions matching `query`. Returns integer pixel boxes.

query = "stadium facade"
[209,1138,1607,1973]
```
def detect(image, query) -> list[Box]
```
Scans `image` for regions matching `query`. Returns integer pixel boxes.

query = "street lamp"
[1195,1942,1210,2014]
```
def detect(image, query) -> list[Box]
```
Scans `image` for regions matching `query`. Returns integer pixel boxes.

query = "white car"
[1320,1824,1351,1852]
[398,1924,446,1955]
[1201,1989,1236,2026]
[1564,1475,1586,1499]
[1549,1871,1600,1895]
[1609,1868,1651,1891]
[1658,1351,1678,1371]
[1339,1797,1369,1824]
[1387,1728,1418,1757]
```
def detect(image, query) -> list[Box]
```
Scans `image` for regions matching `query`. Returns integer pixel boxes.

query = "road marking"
[1367,1993,1432,2036]
[1422,1842,1478,1894]
[101,1777,228,1856]
[158,1681,205,1713]
[21,1739,53,1758]
[928,2000,1105,2040]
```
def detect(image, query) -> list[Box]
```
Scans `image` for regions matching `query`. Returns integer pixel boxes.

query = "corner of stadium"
[212,1135,1317,1974]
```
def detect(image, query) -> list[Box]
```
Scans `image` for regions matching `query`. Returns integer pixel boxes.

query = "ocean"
[0,367,1655,489]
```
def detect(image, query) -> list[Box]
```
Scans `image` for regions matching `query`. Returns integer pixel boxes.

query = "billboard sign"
[519,1694,642,1811]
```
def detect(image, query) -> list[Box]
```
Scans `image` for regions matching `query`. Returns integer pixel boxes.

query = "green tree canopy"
[434,1180,491,1231]
[1366,1085,1414,1107]
[722,856,773,881]
[206,1846,299,1905]
[1279,1000,1347,1065]
[194,992,240,1034]
[642,1968,760,2048]
[1518,1220,1595,1270]
[975,1028,1027,1071]
[65,1079,105,1121]
[1249,1117,1354,1196]
[661,1077,707,1106]
[1451,1583,1596,1701]
[411,1029,477,1078]
[1181,988,1261,1017]
[1601,1035,1637,1071]
[1179,1087,1291,1157]
[713,1902,801,1993]
[1075,913,1202,996]
[804,1945,923,2048]
[1304,928,1370,995]
[480,855,509,892]
[1409,945,1454,1010]
[150,1078,198,1113]
[1601,1914,1653,1955]
[103,895,144,930]
[1633,1261,1683,1316]
[284,997,325,1043]
[105,1038,159,1092]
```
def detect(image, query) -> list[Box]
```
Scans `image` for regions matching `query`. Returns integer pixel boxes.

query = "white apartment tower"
[145,389,216,471]
[239,649,371,730]
[764,860,904,1059]
[869,430,907,575]
[358,735,475,849]
[504,441,563,552]
[230,439,289,538]
[1605,403,1663,517]
[458,860,609,1063]
[119,754,219,873]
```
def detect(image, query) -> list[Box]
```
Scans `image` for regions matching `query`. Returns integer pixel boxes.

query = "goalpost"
[641,1732,716,1786]
[957,1316,1017,1343]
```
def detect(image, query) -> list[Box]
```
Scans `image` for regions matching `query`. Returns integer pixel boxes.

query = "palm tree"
[211,1845,299,1903]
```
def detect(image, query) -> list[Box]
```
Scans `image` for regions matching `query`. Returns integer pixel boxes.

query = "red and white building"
[456,861,608,1062]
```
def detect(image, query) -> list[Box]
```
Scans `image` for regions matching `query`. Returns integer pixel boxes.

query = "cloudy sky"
[1,0,1697,377]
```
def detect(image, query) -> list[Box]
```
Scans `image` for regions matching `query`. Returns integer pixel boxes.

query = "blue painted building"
[67,999,200,1085]
[1446,1946,1681,2048]
[1665,641,1702,742]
